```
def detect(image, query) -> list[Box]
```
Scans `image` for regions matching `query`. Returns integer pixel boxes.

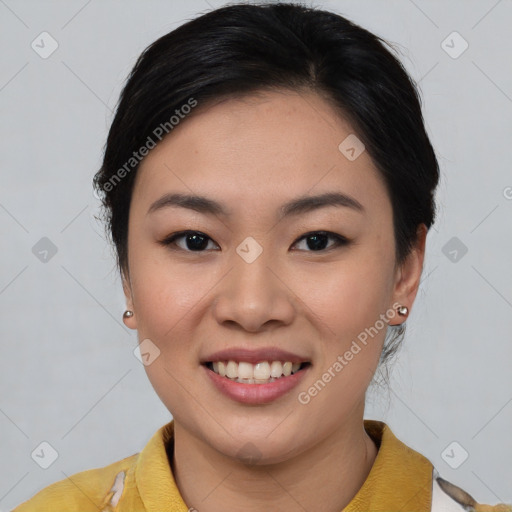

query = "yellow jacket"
[12,419,511,511]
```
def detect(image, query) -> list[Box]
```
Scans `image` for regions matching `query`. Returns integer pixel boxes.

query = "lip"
[203,363,311,404]
[201,347,310,365]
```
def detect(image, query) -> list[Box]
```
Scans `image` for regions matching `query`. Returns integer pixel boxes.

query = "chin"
[207,425,308,466]
[228,440,302,467]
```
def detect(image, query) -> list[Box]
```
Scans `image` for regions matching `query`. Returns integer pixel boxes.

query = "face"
[122,89,425,463]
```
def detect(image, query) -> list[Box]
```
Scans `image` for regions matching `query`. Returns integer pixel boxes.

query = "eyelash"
[158,230,349,253]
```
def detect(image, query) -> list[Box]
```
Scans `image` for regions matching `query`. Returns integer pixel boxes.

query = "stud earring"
[123,310,134,319]
[397,305,408,316]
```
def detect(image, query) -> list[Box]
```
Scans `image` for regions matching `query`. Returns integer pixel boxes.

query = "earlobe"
[122,309,137,329]
[389,223,428,326]
[121,271,137,330]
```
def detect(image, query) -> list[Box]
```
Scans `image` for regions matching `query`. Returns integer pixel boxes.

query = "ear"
[122,270,137,330]
[388,223,428,326]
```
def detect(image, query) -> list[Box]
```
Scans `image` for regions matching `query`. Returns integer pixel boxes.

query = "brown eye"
[159,231,219,252]
[292,231,348,252]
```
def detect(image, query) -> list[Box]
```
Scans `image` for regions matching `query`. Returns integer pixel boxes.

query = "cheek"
[128,252,209,411]
[296,262,393,410]
[301,250,394,338]
[129,245,203,334]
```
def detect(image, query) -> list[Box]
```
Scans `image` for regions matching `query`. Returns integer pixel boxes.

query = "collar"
[133,419,433,511]
[343,420,433,511]
[134,420,188,511]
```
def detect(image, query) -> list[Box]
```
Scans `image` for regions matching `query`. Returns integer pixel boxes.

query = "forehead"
[133,90,391,220]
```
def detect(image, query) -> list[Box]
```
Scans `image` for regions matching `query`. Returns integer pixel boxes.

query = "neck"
[171,407,378,512]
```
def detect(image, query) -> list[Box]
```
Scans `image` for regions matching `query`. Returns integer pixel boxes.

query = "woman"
[13,2,511,511]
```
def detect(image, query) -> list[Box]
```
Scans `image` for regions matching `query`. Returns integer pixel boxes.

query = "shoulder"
[11,453,139,512]
[361,420,509,511]
[431,469,512,512]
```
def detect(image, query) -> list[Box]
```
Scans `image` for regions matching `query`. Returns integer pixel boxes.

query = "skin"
[122,89,427,512]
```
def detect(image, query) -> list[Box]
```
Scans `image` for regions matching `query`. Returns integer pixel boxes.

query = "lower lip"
[203,364,310,405]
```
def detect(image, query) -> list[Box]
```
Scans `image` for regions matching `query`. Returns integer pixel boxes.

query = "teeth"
[226,361,237,379]
[208,360,306,383]
[238,362,253,379]
[270,361,283,378]
[254,362,270,380]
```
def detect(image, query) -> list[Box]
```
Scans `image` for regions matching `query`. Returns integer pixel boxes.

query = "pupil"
[187,233,208,251]
[307,234,328,251]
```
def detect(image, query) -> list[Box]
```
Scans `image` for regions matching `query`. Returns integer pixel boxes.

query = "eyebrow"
[147,191,365,219]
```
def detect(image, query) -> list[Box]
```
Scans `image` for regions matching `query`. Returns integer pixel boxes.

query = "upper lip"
[201,347,310,365]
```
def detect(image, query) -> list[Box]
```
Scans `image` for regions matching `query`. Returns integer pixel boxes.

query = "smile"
[204,360,311,384]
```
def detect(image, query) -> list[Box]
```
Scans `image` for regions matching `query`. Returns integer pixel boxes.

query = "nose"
[212,244,295,333]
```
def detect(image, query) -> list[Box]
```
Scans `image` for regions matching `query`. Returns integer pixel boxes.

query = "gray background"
[1,0,511,509]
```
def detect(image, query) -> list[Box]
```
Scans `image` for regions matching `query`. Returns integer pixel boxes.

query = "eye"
[159,230,219,252]
[159,230,348,253]
[291,231,349,252]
